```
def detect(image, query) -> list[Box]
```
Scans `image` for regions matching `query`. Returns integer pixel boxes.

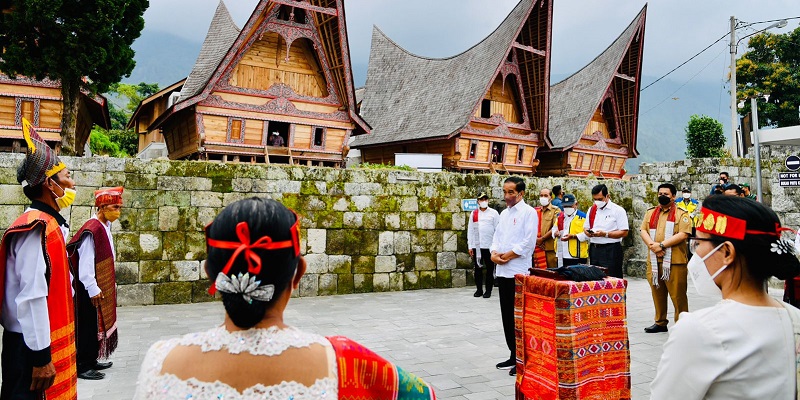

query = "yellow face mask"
[103,209,121,222]
[51,182,76,210]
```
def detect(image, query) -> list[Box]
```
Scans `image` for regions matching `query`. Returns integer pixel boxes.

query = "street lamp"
[729,18,787,157]
[739,94,770,202]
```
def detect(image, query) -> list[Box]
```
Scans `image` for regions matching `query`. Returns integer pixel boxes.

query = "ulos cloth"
[515,275,630,400]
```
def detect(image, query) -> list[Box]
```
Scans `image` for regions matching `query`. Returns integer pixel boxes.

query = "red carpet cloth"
[515,275,630,400]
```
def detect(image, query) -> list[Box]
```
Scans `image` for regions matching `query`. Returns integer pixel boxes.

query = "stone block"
[343,212,363,228]
[126,174,158,190]
[436,270,453,288]
[452,269,467,287]
[307,229,326,254]
[354,274,373,293]
[400,197,419,212]
[139,232,163,260]
[415,253,436,271]
[319,274,338,296]
[419,271,436,289]
[115,262,139,285]
[416,213,436,230]
[159,206,179,231]
[375,256,396,273]
[329,255,352,274]
[389,273,403,291]
[117,284,155,306]
[138,208,159,231]
[171,261,200,282]
[155,282,193,305]
[232,178,253,193]
[76,171,104,187]
[114,232,140,262]
[158,191,191,207]
[394,231,411,254]
[362,213,383,230]
[344,182,382,196]
[400,213,416,230]
[373,273,391,292]
[437,252,457,270]
[199,260,208,280]
[299,274,318,297]
[126,190,158,209]
[332,197,349,211]
[185,177,213,191]
[185,231,206,260]
[0,205,23,230]
[351,195,372,211]
[456,252,472,269]
[192,280,216,303]
[403,272,420,290]
[302,197,327,211]
[353,256,375,274]
[191,192,223,208]
[157,176,186,191]
[0,185,26,205]
[304,254,329,274]
[140,260,171,283]
[337,274,354,294]
[385,213,401,230]
[452,213,467,230]
[378,231,394,255]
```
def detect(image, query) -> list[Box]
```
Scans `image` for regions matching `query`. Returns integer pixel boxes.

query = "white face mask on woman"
[687,242,727,297]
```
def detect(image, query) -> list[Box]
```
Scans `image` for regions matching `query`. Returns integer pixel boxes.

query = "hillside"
[123,30,201,87]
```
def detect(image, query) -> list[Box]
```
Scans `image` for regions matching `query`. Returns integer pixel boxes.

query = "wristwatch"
[659,242,665,250]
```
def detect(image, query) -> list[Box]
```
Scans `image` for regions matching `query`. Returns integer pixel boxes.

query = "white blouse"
[651,300,798,400]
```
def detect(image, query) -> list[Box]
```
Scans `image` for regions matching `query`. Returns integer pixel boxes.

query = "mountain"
[124,30,202,87]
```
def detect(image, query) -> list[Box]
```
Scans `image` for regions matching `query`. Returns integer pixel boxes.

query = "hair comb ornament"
[214,272,274,304]
[771,238,796,256]
[206,210,301,296]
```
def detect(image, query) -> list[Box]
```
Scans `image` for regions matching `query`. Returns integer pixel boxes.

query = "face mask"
[683,193,691,199]
[594,199,606,209]
[563,207,576,216]
[478,201,488,209]
[103,209,121,222]
[51,181,76,209]
[687,242,727,297]
[658,195,671,206]
[506,194,522,208]
[539,197,550,206]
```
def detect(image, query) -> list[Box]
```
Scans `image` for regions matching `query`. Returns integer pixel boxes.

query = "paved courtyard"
[2,278,785,399]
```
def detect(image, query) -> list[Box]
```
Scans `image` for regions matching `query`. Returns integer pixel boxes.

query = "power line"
[640,32,729,91]
[641,48,726,116]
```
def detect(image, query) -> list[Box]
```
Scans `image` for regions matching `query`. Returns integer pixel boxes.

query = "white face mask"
[687,242,728,297]
[683,193,691,199]
[539,197,550,206]
[563,207,576,216]
[478,201,488,209]
[593,199,607,208]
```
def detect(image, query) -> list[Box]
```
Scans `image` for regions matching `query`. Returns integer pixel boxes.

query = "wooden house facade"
[537,6,646,179]
[0,75,110,156]
[149,0,368,166]
[351,0,552,175]
[127,79,185,158]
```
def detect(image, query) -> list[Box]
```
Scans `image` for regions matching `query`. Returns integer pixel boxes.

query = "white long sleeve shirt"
[77,217,115,298]
[467,207,500,250]
[551,214,589,263]
[490,201,538,278]
[651,300,797,400]
[583,200,629,244]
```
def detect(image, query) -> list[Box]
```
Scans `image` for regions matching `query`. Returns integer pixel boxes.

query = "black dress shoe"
[94,361,113,370]
[509,366,517,376]
[496,358,515,370]
[644,324,668,333]
[474,289,483,297]
[483,291,492,298]
[78,370,105,380]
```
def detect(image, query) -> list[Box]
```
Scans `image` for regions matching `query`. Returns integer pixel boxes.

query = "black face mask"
[658,195,671,206]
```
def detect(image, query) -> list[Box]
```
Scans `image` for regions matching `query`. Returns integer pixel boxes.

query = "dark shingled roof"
[547,6,646,150]
[351,0,534,148]
[178,1,240,102]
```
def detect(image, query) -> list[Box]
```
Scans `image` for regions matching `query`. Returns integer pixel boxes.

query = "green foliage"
[685,115,726,158]
[0,0,149,153]
[98,82,159,155]
[107,129,138,156]
[355,162,415,171]
[736,27,800,128]
[90,128,126,158]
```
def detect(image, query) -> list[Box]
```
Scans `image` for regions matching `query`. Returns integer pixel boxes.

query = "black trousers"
[472,248,495,293]
[1,331,37,400]
[498,277,516,360]
[75,283,99,373]
[589,242,624,278]
[563,257,588,267]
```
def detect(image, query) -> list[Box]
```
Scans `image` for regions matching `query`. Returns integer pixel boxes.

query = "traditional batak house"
[537,6,646,178]
[351,0,552,175]
[1,0,110,155]
[126,79,185,158]
[149,0,368,165]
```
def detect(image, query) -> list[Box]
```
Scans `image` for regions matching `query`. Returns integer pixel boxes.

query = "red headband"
[206,210,301,295]
[696,208,791,240]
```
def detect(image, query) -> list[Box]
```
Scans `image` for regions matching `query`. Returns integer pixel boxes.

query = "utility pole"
[730,16,741,157]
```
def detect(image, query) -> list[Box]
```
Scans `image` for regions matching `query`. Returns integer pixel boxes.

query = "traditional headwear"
[697,208,792,241]
[95,186,124,207]
[18,118,65,187]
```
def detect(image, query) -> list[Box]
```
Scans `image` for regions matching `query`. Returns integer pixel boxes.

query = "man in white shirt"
[583,184,629,278]
[467,192,500,298]
[551,194,589,267]
[491,177,538,376]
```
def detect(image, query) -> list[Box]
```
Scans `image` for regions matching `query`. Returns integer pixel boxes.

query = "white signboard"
[395,153,442,172]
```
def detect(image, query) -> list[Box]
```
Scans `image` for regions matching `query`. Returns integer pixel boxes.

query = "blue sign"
[461,199,479,212]
[786,155,800,171]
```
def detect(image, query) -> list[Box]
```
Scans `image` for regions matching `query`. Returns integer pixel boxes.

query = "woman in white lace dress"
[650,195,800,399]
[135,198,436,399]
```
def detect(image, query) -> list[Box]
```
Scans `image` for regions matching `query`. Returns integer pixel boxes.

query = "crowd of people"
[2,119,799,398]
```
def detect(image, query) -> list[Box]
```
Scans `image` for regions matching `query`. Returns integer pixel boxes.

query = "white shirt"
[583,200,629,244]
[651,300,798,400]
[490,201,538,278]
[551,213,588,262]
[467,207,499,249]
[795,232,799,254]
[77,216,115,298]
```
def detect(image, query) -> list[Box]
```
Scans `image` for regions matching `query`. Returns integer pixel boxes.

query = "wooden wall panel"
[0,97,15,125]
[243,119,262,145]
[39,100,62,129]
[203,115,229,143]
[0,83,60,98]
[293,125,312,148]
[325,128,346,151]
[473,75,523,123]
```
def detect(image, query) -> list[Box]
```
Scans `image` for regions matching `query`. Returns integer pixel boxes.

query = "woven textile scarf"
[648,205,676,287]
[68,219,118,359]
[533,207,547,269]
[472,209,482,265]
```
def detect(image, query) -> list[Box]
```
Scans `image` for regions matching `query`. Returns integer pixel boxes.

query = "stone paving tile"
[0,277,785,399]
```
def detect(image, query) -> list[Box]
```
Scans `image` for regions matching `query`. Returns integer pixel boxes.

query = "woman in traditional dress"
[135,197,436,399]
[651,195,800,399]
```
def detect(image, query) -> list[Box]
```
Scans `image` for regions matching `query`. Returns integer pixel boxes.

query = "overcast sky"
[142,0,798,89]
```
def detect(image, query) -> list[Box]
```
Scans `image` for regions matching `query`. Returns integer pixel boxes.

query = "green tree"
[736,26,800,128]
[685,114,726,158]
[0,0,149,155]
[90,82,159,157]
[89,129,125,157]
